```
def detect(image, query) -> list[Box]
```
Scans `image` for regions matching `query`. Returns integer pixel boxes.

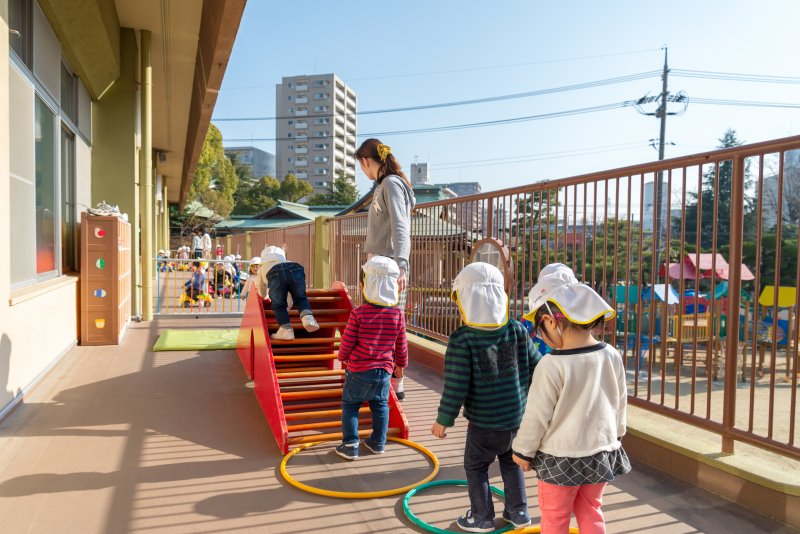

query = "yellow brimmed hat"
[523,263,615,324]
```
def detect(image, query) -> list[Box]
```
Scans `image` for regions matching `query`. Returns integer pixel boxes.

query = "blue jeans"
[464,424,528,523]
[267,262,311,325]
[341,369,390,447]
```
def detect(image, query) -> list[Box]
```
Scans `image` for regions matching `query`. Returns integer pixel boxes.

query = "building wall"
[91,28,140,315]
[225,146,275,178]
[410,162,429,185]
[276,73,356,194]
[0,0,13,414]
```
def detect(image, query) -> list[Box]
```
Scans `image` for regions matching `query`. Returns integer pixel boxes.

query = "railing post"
[723,155,746,454]
[245,231,252,260]
[226,235,232,258]
[487,197,494,238]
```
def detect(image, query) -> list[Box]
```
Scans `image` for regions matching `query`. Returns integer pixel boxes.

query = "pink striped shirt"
[338,303,408,375]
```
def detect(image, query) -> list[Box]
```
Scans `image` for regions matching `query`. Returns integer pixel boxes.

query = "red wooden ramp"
[236,286,409,454]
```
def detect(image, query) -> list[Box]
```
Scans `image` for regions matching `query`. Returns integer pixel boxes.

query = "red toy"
[237,284,409,453]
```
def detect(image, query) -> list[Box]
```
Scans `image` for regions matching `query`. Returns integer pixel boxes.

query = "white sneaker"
[271,327,295,340]
[301,315,320,332]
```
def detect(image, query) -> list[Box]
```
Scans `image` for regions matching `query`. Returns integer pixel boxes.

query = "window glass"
[35,96,57,275]
[61,128,76,272]
[9,0,32,67]
[61,63,77,124]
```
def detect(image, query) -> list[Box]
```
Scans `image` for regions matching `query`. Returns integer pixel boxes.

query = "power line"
[692,97,800,109]
[223,101,634,143]
[431,144,646,171]
[672,69,800,84]
[221,48,664,90]
[212,71,660,122]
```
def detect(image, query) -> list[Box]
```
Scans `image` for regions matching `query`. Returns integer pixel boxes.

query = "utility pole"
[635,47,688,278]
[653,48,669,274]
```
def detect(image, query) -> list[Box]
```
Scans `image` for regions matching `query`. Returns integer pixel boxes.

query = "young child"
[184,261,204,298]
[335,255,408,460]
[512,263,631,534]
[431,262,541,533]
[239,256,260,299]
[256,246,319,340]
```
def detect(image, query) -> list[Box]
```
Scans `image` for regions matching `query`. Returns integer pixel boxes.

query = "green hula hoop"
[403,479,514,534]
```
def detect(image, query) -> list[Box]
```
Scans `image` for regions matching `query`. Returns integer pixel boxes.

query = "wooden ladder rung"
[269,322,347,330]
[270,337,339,345]
[284,406,369,421]
[277,369,345,379]
[275,366,331,374]
[287,427,400,446]
[280,388,343,401]
[274,353,338,362]
[279,380,344,390]
[272,346,339,355]
[264,308,348,316]
[307,296,342,302]
[287,418,371,433]
[283,400,341,411]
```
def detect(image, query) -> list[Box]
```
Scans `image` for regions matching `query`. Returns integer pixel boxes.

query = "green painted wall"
[91,28,140,316]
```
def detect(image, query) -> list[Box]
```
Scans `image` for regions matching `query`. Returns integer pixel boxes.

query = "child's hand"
[393,366,404,378]
[431,422,448,439]
[512,454,532,472]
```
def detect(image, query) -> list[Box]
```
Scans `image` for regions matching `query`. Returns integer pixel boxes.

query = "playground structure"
[236,284,409,454]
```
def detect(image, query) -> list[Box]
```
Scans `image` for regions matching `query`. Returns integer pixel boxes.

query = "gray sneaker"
[502,510,531,528]
[363,439,384,454]
[456,509,494,533]
[335,443,358,460]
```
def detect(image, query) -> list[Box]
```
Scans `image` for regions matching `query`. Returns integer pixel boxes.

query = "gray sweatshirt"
[364,175,416,270]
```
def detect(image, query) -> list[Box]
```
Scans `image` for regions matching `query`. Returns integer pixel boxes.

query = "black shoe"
[334,443,358,460]
[396,391,405,401]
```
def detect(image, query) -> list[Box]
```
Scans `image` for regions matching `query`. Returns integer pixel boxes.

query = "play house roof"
[660,254,754,281]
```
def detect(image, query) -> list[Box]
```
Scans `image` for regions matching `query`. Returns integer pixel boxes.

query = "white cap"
[250,256,261,265]
[523,263,615,324]
[452,262,508,328]
[362,255,400,306]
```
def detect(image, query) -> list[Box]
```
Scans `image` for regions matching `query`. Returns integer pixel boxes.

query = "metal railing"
[154,258,255,315]
[250,222,315,285]
[329,135,800,459]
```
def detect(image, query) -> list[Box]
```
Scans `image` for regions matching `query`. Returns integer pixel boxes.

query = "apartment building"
[275,74,357,194]
[224,145,276,178]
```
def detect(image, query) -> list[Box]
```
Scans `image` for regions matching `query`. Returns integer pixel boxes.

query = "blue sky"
[214,1,800,197]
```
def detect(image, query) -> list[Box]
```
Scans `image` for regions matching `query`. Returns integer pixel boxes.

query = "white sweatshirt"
[513,342,627,459]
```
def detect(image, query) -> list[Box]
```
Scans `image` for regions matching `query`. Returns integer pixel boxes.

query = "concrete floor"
[0,317,796,533]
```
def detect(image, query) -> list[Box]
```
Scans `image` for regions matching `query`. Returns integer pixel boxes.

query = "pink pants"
[537,480,607,534]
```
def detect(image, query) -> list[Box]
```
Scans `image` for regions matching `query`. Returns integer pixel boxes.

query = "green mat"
[153,329,239,352]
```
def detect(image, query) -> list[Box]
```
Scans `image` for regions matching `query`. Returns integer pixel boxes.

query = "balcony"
[295,96,308,104]
[295,134,308,141]
[295,171,308,179]
[295,109,308,117]
[295,159,307,167]
[2,138,799,533]
[314,156,329,163]
[294,121,308,129]
[295,83,308,91]
[294,147,308,154]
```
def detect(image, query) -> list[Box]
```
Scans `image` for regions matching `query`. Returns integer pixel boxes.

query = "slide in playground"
[236,284,409,454]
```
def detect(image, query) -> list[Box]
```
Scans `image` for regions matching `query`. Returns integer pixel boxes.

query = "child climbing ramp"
[236,271,409,454]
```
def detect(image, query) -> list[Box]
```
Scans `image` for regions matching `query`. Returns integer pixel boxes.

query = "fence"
[154,258,254,314]
[250,222,315,286]
[329,134,800,459]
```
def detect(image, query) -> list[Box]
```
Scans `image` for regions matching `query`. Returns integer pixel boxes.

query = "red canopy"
[659,254,755,281]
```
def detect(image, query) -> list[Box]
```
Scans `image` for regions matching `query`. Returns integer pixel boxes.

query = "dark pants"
[465,424,528,523]
[267,262,312,326]
[341,369,390,447]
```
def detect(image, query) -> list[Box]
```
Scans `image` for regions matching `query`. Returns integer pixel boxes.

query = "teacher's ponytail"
[356,138,411,187]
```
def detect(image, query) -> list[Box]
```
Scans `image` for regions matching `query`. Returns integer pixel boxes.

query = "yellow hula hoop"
[280,436,440,499]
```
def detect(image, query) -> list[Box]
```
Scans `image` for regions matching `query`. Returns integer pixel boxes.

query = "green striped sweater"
[436,321,542,430]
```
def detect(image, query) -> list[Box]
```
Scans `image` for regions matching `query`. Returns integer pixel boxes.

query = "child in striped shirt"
[431,262,541,533]
[335,256,408,460]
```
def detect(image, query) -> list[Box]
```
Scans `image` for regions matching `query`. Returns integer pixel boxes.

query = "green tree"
[277,173,313,203]
[678,129,756,248]
[307,169,359,205]
[231,176,280,215]
[188,123,238,218]
[509,189,560,289]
